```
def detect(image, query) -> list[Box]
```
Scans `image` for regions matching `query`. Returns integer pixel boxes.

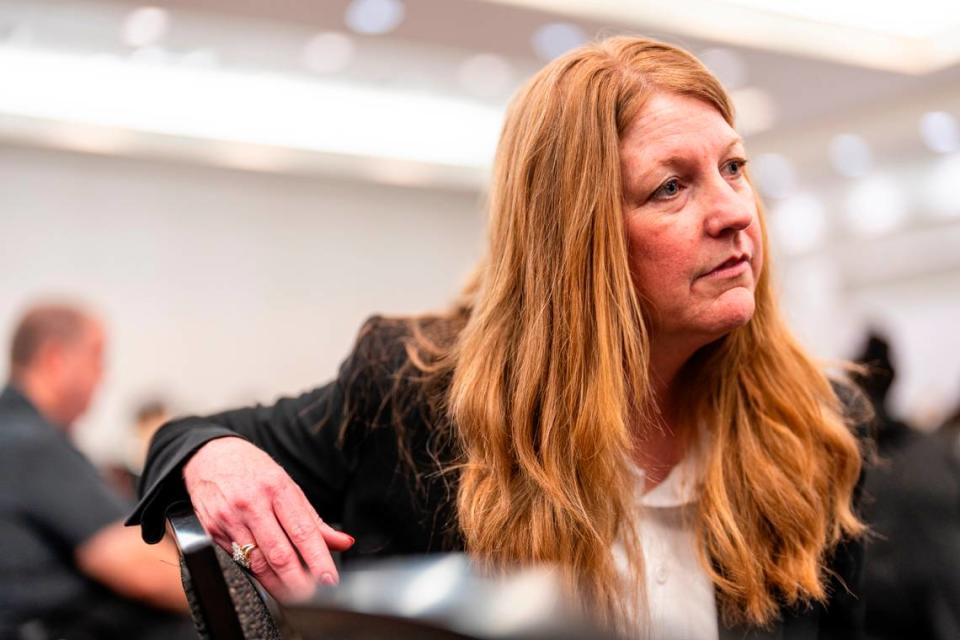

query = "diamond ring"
[231,541,258,569]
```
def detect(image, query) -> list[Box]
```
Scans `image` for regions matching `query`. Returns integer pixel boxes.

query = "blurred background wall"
[2,0,959,464]
[0,145,484,463]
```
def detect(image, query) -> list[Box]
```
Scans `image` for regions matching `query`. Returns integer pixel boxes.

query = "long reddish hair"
[399,36,864,633]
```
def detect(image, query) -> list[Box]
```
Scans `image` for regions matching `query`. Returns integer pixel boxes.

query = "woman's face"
[620,91,763,348]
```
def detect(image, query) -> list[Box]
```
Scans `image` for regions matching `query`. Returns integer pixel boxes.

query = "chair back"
[166,501,284,640]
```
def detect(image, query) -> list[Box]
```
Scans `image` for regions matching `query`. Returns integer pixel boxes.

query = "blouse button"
[655,564,668,584]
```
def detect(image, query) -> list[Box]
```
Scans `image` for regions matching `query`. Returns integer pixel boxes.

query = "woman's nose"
[703,179,754,237]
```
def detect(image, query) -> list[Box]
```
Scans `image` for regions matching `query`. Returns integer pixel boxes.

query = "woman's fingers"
[242,499,317,601]
[318,518,356,552]
[193,487,293,597]
[219,524,291,599]
[273,483,343,584]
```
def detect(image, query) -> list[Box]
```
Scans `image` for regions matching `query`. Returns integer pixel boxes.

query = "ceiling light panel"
[0,46,502,169]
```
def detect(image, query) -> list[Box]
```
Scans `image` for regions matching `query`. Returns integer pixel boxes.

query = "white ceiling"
[72,0,960,124]
[1,0,959,196]
[5,2,960,130]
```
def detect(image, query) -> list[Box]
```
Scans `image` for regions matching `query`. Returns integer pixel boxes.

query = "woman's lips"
[701,255,750,279]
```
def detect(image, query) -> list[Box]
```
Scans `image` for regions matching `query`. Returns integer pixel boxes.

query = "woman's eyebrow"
[724,136,746,153]
[636,136,747,181]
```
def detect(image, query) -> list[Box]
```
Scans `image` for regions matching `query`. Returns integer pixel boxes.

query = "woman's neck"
[634,333,701,491]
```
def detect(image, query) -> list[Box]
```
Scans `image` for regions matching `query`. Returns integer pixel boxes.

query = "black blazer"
[128,316,866,639]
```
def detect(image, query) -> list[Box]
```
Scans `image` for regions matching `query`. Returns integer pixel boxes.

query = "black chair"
[166,502,610,640]
[166,501,286,640]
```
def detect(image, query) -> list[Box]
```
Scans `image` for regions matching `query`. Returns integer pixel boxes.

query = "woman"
[131,37,867,638]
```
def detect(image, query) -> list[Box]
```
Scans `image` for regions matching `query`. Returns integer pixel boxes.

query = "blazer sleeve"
[126,316,391,544]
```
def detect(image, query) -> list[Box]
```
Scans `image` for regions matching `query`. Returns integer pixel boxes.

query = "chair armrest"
[166,501,248,640]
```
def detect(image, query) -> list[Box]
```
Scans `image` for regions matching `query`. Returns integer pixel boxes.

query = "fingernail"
[320,572,337,586]
[346,535,356,545]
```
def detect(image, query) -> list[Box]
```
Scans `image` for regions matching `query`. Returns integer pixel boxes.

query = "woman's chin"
[706,290,757,336]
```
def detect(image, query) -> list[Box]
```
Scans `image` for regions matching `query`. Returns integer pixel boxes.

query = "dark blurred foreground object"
[854,333,960,639]
[166,501,613,640]
[291,554,611,640]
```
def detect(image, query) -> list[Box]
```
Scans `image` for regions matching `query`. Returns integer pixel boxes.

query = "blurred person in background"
[854,334,912,456]
[856,333,960,639]
[102,399,171,500]
[129,37,868,638]
[0,303,192,640]
[129,400,171,478]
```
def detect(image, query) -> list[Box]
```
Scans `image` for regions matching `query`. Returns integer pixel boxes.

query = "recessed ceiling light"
[771,193,827,255]
[531,22,588,61]
[829,134,872,178]
[121,6,169,48]
[844,175,907,236]
[752,153,796,200]
[919,111,960,155]
[344,0,405,35]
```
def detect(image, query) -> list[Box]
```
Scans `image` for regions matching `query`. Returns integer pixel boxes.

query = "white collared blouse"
[614,445,719,639]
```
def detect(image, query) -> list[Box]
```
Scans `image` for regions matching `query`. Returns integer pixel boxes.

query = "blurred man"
[0,303,191,639]
[856,333,960,639]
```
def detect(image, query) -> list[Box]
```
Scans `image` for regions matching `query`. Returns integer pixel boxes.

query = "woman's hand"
[182,437,354,601]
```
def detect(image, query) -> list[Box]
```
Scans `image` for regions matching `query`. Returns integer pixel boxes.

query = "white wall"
[778,253,960,428]
[0,145,486,463]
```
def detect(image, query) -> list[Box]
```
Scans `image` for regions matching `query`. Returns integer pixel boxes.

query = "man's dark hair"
[9,304,91,376]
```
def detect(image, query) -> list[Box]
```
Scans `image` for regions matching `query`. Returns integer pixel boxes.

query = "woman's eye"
[652,178,682,200]
[723,158,748,178]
